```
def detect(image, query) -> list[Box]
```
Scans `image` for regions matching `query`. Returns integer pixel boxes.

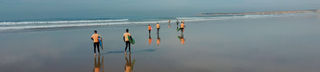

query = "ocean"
[0,14,285,32]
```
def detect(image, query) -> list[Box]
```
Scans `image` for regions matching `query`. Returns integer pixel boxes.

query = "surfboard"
[99,38,103,50]
[176,28,181,31]
[128,36,135,44]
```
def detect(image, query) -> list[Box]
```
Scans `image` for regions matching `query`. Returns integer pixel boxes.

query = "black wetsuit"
[125,41,131,51]
[93,42,100,53]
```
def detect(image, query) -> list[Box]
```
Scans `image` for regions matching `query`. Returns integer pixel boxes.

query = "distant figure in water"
[123,29,132,52]
[156,23,160,34]
[148,24,152,35]
[176,19,179,29]
[91,30,101,55]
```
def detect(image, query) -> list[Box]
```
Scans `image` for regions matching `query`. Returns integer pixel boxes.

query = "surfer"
[91,30,101,55]
[180,22,185,32]
[148,24,152,35]
[156,23,160,34]
[123,29,133,52]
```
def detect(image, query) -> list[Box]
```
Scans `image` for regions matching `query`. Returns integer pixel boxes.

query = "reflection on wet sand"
[157,30,160,46]
[93,54,104,72]
[148,29,152,45]
[178,23,185,45]
[124,52,135,72]
[148,35,152,45]
[178,31,185,45]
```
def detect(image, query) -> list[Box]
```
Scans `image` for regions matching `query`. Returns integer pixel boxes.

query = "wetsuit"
[123,32,131,51]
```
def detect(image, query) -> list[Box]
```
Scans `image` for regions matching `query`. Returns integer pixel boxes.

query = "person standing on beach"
[180,22,185,32]
[156,23,160,34]
[168,20,171,23]
[123,29,132,52]
[91,30,101,55]
[148,24,152,35]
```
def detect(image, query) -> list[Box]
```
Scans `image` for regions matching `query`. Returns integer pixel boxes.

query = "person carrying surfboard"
[123,29,133,52]
[91,30,101,55]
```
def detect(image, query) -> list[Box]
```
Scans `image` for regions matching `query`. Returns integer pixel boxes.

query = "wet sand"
[1,14,320,72]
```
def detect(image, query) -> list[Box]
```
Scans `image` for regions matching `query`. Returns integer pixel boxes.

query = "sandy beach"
[1,13,320,72]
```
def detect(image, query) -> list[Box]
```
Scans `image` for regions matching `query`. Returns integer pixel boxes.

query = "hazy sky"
[0,0,319,19]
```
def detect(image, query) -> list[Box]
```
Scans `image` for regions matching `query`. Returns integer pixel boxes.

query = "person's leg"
[157,28,159,34]
[181,28,184,32]
[93,43,97,54]
[97,42,100,53]
[128,42,131,52]
[125,42,128,52]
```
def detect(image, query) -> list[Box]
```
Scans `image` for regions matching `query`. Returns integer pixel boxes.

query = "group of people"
[90,19,185,72]
[90,19,185,55]
[90,29,133,55]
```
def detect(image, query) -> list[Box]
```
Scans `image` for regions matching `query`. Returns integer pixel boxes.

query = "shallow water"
[1,14,320,72]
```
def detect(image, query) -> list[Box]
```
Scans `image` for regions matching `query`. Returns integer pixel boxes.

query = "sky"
[0,0,319,19]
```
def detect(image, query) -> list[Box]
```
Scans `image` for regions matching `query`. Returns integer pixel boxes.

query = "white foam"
[0,15,278,31]
[0,20,170,30]
[0,19,129,25]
